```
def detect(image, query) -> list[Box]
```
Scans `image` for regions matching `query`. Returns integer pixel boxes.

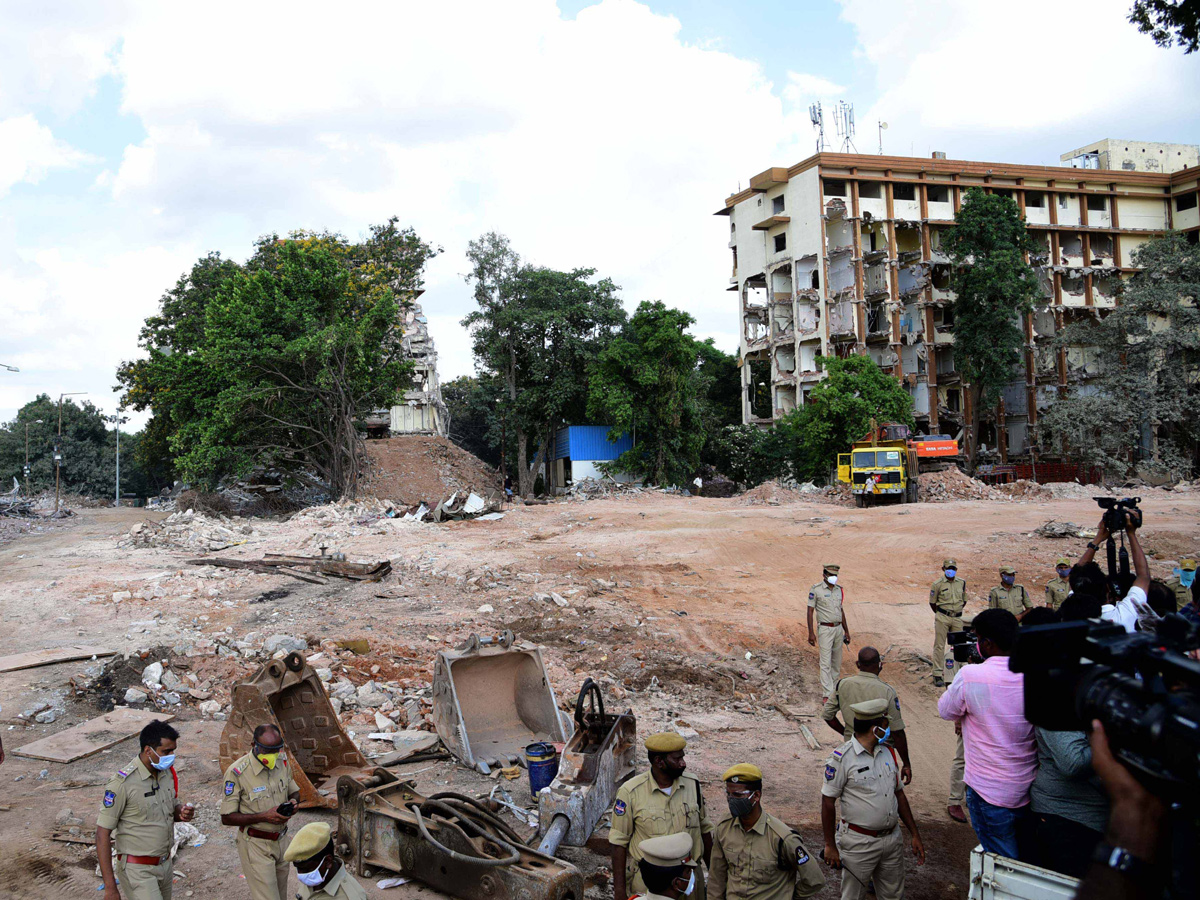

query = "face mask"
[1056,568,1070,578]
[257,753,279,770]
[827,575,838,585]
[727,795,757,818]
[1182,571,1196,588]
[873,724,891,743]
[944,569,957,579]
[150,748,175,771]
[296,867,325,887]
[1001,576,1015,586]
[673,871,696,896]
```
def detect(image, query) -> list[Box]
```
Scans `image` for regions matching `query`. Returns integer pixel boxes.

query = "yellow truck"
[836,423,929,507]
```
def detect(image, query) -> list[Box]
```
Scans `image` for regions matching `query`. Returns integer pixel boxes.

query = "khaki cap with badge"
[1183,559,1197,571]
[942,559,957,569]
[638,832,697,868]
[823,564,840,574]
[1056,557,1071,567]
[721,763,763,783]
[284,822,331,863]
[644,732,688,753]
[999,565,1017,575]
[849,698,889,723]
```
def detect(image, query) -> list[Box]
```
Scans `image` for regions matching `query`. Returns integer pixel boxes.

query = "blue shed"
[551,426,637,487]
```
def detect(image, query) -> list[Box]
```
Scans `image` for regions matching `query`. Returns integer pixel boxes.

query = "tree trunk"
[967,382,983,473]
[517,426,531,498]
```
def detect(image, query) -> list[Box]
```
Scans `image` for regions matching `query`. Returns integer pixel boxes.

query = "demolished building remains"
[719,139,1200,464]
[364,293,449,437]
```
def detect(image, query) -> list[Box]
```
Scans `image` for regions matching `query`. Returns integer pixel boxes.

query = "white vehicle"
[969,846,1079,900]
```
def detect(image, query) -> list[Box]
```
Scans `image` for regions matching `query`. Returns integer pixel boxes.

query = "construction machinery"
[220,652,377,809]
[432,631,572,773]
[337,772,584,900]
[836,422,959,507]
[536,678,636,857]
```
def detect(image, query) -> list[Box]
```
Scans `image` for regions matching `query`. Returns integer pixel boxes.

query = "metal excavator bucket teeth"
[432,631,570,773]
[220,651,374,809]
[337,770,584,900]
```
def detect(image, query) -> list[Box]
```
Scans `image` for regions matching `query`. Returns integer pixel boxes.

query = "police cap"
[645,732,687,753]
[283,822,331,863]
[639,833,696,868]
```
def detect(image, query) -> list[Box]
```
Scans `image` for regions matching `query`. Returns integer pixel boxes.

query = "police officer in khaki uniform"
[821,647,910,785]
[628,833,699,900]
[97,720,195,900]
[1045,558,1072,610]
[1166,558,1196,610]
[220,724,301,900]
[709,764,825,900]
[611,733,713,900]
[989,566,1033,620]
[929,559,967,687]
[284,822,367,900]
[820,700,924,900]
[807,564,851,700]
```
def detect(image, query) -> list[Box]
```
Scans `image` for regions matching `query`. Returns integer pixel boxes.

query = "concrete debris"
[263,634,307,655]
[919,469,1005,502]
[738,480,846,506]
[1032,520,1086,539]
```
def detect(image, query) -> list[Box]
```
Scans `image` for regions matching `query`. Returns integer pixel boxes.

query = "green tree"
[587,301,705,487]
[943,188,1040,469]
[710,424,783,487]
[1130,0,1200,53]
[1040,233,1200,479]
[463,233,626,497]
[694,339,743,467]
[777,355,914,483]
[117,219,439,498]
[443,375,505,469]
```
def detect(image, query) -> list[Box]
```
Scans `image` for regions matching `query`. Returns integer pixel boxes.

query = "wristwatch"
[1092,843,1156,882]
[1087,541,1100,551]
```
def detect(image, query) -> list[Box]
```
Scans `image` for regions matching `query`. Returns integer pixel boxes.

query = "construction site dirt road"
[1,489,1197,899]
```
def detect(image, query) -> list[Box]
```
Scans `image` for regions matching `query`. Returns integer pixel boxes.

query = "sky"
[1,0,1198,429]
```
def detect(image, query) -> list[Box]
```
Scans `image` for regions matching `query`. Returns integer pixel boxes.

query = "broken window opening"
[744,280,768,309]
[993,188,1013,200]
[828,253,856,294]
[798,341,820,373]
[772,303,794,337]
[1060,234,1084,264]
[1086,194,1107,212]
[1089,233,1114,263]
[859,181,883,199]
[744,309,768,343]
[1176,193,1198,212]
[893,183,916,202]
[828,299,856,336]
[771,268,792,296]
[774,346,796,375]
[826,216,854,252]
[824,179,847,197]
[934,303,956,328]
[795,256,820,293]
[866,301,889,336]
[895,228,921,255]
[796,301,820,333]
[1025,191,1046,208]
[865,262,889,296]
[927,185,950,204]
[773,233,787,253]
[944,386,961,410]
[747,358,772,419]
[772,194,786,214]
[775,385,797,415]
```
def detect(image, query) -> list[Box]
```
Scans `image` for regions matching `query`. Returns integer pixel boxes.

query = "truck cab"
[837,441,920,506]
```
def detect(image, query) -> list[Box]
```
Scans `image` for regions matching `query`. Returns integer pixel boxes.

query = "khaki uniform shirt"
[610,771,713,874]
[821,673,905,740]
[820,739,902,833]
[97,756,176,857]
[929,577,967,615]
[807,583,844,624]
[298,863,368,900]
[709,811,824,900]
[988,584,1033,617]
[219,752,300,833]
[1045,577,1070,611]
[1166,577,1192,611]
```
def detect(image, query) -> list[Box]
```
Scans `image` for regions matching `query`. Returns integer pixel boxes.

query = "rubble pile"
[737,479,847,507]
[362,435,500,508]
[1032,520,1087,539]
[565,477,645,500]
[120,508,256,552]
[919,469,1005,502]
[1045,481,1103,500]
[997,479,1053,501]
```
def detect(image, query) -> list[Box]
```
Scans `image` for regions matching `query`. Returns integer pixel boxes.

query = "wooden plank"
[799,724,821,751]
[0,645,116,673]
[14,709,175,764]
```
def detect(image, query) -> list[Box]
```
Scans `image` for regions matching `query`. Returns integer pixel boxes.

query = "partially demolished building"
[365,294,448,437]
[719,141,1200,460]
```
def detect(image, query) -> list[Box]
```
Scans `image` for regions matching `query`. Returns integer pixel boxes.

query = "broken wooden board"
[50,828,96,845]
[0,645,116,673]
[774,703,817,720]
[14,708,175,764]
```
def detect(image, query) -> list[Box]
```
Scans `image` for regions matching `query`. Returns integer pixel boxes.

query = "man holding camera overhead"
[1072,505,1153,634]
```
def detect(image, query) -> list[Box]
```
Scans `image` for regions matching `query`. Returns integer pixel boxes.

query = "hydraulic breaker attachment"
[336,769,584,900]
[220,651,375,809]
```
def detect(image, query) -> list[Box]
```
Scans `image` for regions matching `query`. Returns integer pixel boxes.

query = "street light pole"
[108,413,129,507]
[55,392,87,514]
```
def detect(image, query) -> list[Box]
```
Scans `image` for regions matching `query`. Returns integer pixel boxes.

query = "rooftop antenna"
[834,101,856,153]
[878,121,888,155]
[809,102,827,153]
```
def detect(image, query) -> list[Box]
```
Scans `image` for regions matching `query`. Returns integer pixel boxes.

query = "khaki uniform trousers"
[949,731,965,804]
[931,612,962,679]
[237,830,291,900]
[818,623,845,697]
[835,824,905,900]
[116,856,173,900]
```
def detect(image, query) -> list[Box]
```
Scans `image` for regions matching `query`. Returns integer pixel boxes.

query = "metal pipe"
[536,815,570,858]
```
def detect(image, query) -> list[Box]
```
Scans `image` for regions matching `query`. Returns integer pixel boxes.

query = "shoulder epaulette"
[831,747,845,758]
[116,767,131,778]
[232,765,242,776]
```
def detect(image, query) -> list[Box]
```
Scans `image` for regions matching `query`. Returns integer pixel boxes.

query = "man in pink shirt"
[936,609,1037,859]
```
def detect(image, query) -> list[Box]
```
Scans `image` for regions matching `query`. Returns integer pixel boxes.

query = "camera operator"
[1073,510,1153,634]
[1029,722,1108,879]
[937,609,1037,859]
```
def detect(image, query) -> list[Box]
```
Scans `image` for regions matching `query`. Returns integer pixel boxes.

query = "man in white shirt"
[1071,509,1153,634]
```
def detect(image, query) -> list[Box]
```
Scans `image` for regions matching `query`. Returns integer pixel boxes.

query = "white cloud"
[0,115,93,196]
[782,71,847,106]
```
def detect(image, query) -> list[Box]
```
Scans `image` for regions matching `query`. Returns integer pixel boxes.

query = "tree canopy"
[117,219,438,497]
[1129,0,1200,53]
[1040,233,1200,479]
[942,188,1040,467]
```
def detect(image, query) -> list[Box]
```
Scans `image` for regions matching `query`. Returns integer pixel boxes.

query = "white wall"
[572,460,638,483]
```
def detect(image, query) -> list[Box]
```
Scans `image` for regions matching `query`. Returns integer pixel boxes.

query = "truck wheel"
[854,494,865,508]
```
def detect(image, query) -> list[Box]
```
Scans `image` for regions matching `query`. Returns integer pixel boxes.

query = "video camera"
[946,627,982,666]
[1010,613,1200,793]
[1096,496,1143,533]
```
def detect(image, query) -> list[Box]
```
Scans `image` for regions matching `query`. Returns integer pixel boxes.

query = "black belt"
[936,608,963,617]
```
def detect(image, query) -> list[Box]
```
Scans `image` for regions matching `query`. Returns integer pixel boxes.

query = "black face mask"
[727,795,757,818]
[662,763,686,781]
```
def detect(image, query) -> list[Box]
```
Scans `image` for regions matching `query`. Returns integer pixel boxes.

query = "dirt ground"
[1,490,1197,900]
[361,436,502,508]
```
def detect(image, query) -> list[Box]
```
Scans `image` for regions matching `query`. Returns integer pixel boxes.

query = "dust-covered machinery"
[537,678,637,856]
[432,631,571,773]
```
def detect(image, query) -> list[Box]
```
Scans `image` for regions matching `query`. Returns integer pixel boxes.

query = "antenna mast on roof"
[809,102,827,153]
[834,101,856,153]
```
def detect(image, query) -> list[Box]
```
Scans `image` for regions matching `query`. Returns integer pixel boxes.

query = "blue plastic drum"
[526,741,559,796]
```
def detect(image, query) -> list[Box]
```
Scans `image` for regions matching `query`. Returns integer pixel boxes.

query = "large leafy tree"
[463,233,625,497]
[1041,233,1200,479]
[943,188,1040,469]
[587,301,706,487]
[117,219,439,498]
[0,395,164,498]
[443,375,505,469]
[1129,0,1200,53]
[694,339,743,467]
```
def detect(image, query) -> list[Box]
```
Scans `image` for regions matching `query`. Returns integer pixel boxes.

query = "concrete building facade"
[718,144,1200,462]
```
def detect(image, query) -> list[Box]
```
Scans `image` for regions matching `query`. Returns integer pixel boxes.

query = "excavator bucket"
[220,651,374,809]
[432,631,570,773]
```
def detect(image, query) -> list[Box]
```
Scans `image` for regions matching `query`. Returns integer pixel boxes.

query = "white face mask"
[827,575,838,585]
[297,867,325,887]
[674,871,696,896]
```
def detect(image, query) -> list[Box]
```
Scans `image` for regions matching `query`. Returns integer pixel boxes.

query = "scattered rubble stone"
[263,635,307,655]
[124,688,149,704]
[919,469,1004,502]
